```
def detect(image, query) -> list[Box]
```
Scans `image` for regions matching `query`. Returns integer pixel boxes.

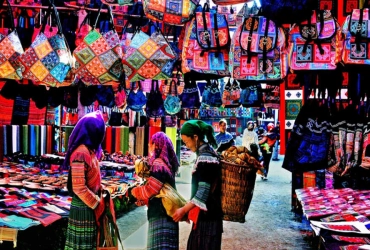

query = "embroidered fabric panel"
[190,181,210,211]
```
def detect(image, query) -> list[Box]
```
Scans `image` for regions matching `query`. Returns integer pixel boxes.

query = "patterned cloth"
[64,195,97,250]
[187,219,223,250]
[148,217,179,250]
[215,131,235,153]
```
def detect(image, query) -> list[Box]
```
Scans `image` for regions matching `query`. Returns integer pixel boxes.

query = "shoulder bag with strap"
[229,15,288,82]
[164,79,182,115]
[146,79,165,117]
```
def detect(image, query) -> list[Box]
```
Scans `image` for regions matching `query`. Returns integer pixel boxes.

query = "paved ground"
[118,155,316,250]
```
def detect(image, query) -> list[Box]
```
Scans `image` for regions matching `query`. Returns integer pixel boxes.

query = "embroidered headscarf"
[150,132,180,174]
[180,120,217,148]
[62,111,106,169]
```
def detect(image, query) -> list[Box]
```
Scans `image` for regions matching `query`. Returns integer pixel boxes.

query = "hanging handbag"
[337,7,370,66]
[240,84,262,107]
[146,80,165,117]
[18,3,73,87]
[127,81,147,112]
[142,0,199,25]
[181,4,230,79]
[0,0,24,80]
[180,76,200,108]
[222,78,240,106]
[73,4,123,85]
[164,79,181,114]
[289,10,340,71]
[122,21,178,82]
[229,15,289,82]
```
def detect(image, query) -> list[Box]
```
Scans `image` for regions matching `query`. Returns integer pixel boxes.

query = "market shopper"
[130,132,180,250]
[64,111,106,250]
[258,123,278,180]
[242,120,261,158]
[215,118,235,153]
[173,120,223,250]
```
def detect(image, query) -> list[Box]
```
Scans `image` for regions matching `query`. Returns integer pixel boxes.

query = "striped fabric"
[28,100,46,125]
[191,182,211,211]
[135,126,145,156]
[148,217,179,250]
[132,177,163,201]
[22,125,28,155]
[70,145,101,209]
[65,195,97,250]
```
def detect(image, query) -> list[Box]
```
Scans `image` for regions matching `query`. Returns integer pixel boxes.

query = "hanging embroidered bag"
[122,22,178,82]
[164,79,181,115]
[181,4,230,78]
[289,10,340,71]
[180,77,200,108]
[338,8,370,66]
[240,84,262,107]
[143,0,199,25]
[146,80,165,117]
[18,3,73,87]
[127,82,147,112]
[0,0,24,80]
[73,4,123,85]
[222,78,240,106]
[229,15,288,82]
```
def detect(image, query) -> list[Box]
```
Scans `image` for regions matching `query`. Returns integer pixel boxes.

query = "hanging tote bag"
[127,81,147,112]
[240,84,262,107]
[337,8,370,67]
[143,0,199,25]
[207,79,222,107]
[146,80,165,117]
[73,4,123,85]
[222,78,240,106]
[18,3,73,87]
[229,15,289,82]
[181,4,230,79]
[122,22,178,82]
[0,0,24,80]
[289,10,340,71]
[164,79,181,114]
[180,76,200,108]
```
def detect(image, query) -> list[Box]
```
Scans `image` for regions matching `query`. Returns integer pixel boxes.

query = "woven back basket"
[221,160,257,223]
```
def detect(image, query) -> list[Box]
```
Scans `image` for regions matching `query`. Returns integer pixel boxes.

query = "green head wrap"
[180,120,217,148]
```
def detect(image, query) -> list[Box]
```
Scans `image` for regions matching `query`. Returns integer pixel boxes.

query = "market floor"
[117,155,315,250]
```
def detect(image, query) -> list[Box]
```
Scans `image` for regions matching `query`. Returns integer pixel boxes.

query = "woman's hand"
[172,207,186,222]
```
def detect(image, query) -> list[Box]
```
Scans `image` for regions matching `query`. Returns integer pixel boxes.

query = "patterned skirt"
[64,195,97,250]
[187,220,223,250]
[148,216,179,250]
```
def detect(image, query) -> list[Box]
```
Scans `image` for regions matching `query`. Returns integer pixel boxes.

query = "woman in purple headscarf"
[130,132,180,250]
[64,111,106,250]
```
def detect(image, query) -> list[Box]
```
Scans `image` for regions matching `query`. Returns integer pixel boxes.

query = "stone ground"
[117,155,316,250]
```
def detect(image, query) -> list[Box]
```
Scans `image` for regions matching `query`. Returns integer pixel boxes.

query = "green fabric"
[180,120,217,148]
[120,126,125,153]
[35,125,40,156]
[166,127,177,153]
[123,126,129,154]
[64,126,74,152]
[22,125,28,155]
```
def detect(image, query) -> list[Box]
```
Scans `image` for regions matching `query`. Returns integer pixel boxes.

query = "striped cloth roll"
[35,125,40,156]
[122,126,129,154]
[22,125,29,155]
[30,125,36,156]
[46,125,53,154]
[111,126,116,153]
[12,125,19,153]
[40,125,47,155]
[114,127,120,153]
[6,125,12,155]
[105,126,112,153]
[129,132,135,155]
[3,125,7,156]
[135,126,145,156]
[118,127,124,153]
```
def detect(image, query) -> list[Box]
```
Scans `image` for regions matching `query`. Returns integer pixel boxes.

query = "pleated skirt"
[147,216,179,250]
[64,195,97,250]
[187,220,223,250]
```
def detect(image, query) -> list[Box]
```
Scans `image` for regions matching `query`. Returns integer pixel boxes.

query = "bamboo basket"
[220,160,257,223]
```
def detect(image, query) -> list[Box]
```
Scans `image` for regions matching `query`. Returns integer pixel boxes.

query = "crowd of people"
[64,111,279,250]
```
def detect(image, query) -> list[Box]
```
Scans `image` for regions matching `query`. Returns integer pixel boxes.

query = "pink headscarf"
[149,132,180,175]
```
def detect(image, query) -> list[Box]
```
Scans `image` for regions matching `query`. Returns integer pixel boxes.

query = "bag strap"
[355,8,364,51]
[93,3,115,31]
[240,16,256,64]
[1,0,15,32]
[261,17,270,73]
[201,3,212,51]
[40,2,64,35]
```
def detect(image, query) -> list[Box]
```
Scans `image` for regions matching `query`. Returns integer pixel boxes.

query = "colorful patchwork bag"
[143,0,199,25]
[229,15,289,82]
[122,22,178,82]
[289,10,340,71]
[164,79,181,114]
[337,8,370,66]
[18,3,73,87]
[0,0,24,80]
[222,78,240,106]
[73,4,123,85]
[181,4,230,78]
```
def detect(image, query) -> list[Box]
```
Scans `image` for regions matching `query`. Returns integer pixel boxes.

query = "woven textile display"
[0,0,24,80]
[122,22,178,82]
[18,3,73,86]
[73,4,123,85]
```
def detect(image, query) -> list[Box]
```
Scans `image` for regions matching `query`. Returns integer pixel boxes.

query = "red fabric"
[115,127,121,153]
[28,100,46,125]
[0,81,14,125]
[105,127,112,153]
[188,206,201,230]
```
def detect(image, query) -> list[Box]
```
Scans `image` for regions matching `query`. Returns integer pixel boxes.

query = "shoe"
[272,158,279,161]
[263,177,268,181]
[261,176,264,180]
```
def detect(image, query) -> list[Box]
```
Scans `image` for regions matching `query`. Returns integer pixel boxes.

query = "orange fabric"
[188,206,201,230]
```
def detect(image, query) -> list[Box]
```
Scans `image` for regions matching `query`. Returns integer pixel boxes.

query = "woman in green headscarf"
[173,120,223,250]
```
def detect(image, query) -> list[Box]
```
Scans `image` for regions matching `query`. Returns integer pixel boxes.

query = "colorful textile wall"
[101,126,130,154]
[0,125,54,157]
